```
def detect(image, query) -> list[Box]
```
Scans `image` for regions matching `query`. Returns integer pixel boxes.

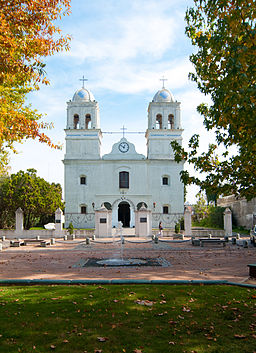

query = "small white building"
[63,84,184,229]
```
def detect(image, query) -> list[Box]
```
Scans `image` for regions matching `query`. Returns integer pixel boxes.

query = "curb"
[0,279,255,288]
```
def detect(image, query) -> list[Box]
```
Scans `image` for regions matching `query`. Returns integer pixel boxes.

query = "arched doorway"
[118,201,130,227]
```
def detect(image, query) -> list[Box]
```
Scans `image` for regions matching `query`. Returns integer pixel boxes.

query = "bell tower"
[64,84,102,160]
[146,83,183,159]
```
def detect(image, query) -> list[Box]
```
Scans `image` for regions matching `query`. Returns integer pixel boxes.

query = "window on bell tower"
[74,114,79,129]
[85,114,92,129]
[168,114,174,129]
[156,114,162,129]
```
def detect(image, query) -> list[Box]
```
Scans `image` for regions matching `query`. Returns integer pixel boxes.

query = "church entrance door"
[118,201,130,227]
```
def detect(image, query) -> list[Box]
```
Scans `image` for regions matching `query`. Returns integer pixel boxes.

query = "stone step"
[112,227,135,236]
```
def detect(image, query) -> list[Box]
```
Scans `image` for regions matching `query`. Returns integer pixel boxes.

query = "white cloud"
[63,2,178,63]
[66,30,172,63]
[50,0,193,97]
[88,58,192,94]
[179,88,215,151]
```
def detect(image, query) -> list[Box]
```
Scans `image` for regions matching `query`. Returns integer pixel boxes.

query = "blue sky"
[10,0,214,203]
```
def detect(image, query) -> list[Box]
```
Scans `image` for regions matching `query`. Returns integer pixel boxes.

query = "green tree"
[0,173,13,228]
[171,0,256,200]
[206,190,218,207]
[0,169,64,229]
[193,192,209,223]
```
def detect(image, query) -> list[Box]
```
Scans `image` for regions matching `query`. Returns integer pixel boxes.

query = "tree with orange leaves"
[0,0,71,172]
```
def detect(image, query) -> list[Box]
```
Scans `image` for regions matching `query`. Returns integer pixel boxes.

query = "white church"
[63,81,184,229]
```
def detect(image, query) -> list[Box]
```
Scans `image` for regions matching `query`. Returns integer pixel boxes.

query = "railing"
[152,213,184,227]
[64,212,183,229]
[63,213,246,237]
[64,213,95,226]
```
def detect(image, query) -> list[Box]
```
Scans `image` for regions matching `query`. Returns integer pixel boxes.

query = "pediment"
[102,138,145,160]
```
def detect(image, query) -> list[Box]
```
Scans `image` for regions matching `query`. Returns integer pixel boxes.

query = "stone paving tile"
[0,237,255,283]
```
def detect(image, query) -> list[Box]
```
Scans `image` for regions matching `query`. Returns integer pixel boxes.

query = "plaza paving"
[0,237,255,283]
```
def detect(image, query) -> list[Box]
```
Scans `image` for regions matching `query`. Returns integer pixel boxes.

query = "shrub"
[67,222,74,235]
[175,223,180,234]
[195,206,225,229]
[208,206,225,228]
[179,217,184,231]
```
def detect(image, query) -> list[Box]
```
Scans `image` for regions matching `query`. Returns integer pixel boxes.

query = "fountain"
[96,221,147,266]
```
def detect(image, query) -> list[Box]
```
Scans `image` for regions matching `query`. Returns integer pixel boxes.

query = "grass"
[232,227,250,235]
[191,223,223,230]
[0,284,255,352]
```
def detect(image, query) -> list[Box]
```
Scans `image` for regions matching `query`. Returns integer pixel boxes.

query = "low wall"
[152,229,175,236]
[0,229,95,239]
[191,228,225,237]
[218,195,256,229]
[0,228,226,239]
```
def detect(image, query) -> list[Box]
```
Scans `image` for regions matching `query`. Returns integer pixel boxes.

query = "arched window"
[137,202,148,210]
[81,205,87,214]
[156,114,162,129]
[80,176,86,185]
[74,114,79,129]
[85,114,91,129]
[163,205,169,214]
[162,176,169,185]
[119,171,129,188]
[168,114,174,129]
[103,202,112,210]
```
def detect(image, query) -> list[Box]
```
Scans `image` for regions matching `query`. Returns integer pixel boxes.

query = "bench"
[200,239,226,247]
[24,239,42,246]
[248,264,256,278]
[10,240,24,247]
[23,239,50,247]
[191,238,220,246]
[40,240,50,247]
[191,239,200,246]
[199,238,221,241]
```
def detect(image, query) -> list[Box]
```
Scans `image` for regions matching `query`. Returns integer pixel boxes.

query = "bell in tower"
[66,86,100,130]
[64,80,102,160]
[146,79,183,159]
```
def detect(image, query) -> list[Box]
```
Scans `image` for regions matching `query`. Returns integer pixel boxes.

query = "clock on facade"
[118,142,129,153]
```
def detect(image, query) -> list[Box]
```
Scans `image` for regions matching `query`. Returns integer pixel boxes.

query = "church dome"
[153,88,174,103]
[72,87,95,102]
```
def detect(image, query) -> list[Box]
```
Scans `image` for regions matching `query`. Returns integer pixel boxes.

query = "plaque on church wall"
[140,217,147,223]
[100,218,107,223]
[55,220,61,223]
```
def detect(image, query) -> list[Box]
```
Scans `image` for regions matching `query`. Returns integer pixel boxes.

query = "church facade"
[63,84,184,229]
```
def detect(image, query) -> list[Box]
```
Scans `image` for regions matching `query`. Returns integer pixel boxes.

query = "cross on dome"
[121,125,127,138]
[160,76,168,89]
[79,75,88,88]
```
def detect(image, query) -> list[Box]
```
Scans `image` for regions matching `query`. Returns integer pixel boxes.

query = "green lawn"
[0,285,255,352]
[232,227,250,235]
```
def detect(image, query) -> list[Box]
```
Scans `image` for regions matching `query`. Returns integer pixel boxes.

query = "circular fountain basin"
[96,258,147,266]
